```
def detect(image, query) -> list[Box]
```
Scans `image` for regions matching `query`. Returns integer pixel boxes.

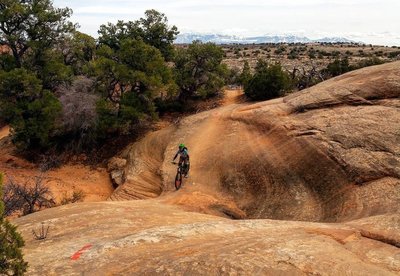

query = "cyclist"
[173,143,190,177]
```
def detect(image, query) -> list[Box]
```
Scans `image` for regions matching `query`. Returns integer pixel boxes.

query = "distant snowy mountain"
[175,33,357,44]
[313,37,355,43]
[175,34,252,44]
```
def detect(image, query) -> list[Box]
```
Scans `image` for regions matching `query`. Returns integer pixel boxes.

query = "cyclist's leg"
[184,158,190,176]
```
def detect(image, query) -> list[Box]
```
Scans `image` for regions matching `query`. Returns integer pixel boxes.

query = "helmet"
[179,143,185,149]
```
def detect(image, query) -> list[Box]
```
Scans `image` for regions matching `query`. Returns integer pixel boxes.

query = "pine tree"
[0,173,28,275]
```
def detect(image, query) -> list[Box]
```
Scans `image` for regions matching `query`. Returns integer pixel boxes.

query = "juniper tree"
[0,69,61,150]
[174,41,226,100]
[0,0,75,69]
[98,9,179,61]
[0,0,73,150]
[91,38,174,136]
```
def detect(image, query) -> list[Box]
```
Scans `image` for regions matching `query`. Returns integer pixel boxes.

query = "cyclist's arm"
[173,151,179,161]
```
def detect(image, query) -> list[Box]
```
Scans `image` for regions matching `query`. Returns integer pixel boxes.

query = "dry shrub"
[60,190,86,205]
[57,76,100,150]
[3,175,55,216]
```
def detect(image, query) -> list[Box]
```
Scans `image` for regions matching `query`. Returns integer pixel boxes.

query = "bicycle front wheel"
[175,172,183,190]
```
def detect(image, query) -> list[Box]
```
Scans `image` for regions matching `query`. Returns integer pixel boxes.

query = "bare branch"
[3,175,55,216]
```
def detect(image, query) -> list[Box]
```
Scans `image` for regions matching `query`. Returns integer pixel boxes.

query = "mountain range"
[175,33,358,44]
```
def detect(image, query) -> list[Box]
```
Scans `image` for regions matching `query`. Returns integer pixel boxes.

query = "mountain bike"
[172,162,188,190]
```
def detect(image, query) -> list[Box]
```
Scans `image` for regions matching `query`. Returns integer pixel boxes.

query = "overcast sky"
[54,0,400,46]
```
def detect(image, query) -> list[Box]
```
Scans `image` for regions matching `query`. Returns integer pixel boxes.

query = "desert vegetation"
[2,173,85,218]
[223,42,399,91]
[0,173,28,275]
[231,47,389,101]
[1,0,398,160]
[0,1,228,159]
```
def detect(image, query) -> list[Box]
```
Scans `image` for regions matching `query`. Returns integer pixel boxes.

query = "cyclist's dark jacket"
[174,147,189,161]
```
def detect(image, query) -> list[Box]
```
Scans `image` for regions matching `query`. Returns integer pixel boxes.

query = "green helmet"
[179,143,185,149]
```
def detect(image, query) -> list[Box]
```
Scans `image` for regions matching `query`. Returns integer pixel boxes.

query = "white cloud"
[75,6,135,15]
[54,0,400,45]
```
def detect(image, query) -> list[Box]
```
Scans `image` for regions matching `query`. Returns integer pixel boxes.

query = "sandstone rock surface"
[112,62,400,223]
[14,62,400,275]
[107,157,127,187]
[15,201,400,275]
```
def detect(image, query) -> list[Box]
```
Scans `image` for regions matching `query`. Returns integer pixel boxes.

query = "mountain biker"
[173,143,190,178]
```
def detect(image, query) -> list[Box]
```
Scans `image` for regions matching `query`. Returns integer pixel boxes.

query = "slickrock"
[112,62,400,222]
[14,201,400,275]
[13,62,400,275]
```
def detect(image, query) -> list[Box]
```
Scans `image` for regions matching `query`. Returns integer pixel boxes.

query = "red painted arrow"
[71,244,92,260]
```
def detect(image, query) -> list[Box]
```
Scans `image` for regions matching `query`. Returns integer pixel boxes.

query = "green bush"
[154,98,184,114]
[355,57,384,68]
[225,67,241,85]
[323,57,384,79]
[0,69,61,150]
[0,173,28,275]
[323,58,351,77]
[239,61,252,86]
[95,99,120,138]
[274,46,286,55]
[244,61,291,101]
[308,49,316,59]
[388,51,400,58]
[332,51,341,57]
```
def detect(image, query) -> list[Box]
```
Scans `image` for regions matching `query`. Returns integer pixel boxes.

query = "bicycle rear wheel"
[175,171,183,190]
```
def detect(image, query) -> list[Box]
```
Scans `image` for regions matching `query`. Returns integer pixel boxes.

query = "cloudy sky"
[54,0,400,45]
